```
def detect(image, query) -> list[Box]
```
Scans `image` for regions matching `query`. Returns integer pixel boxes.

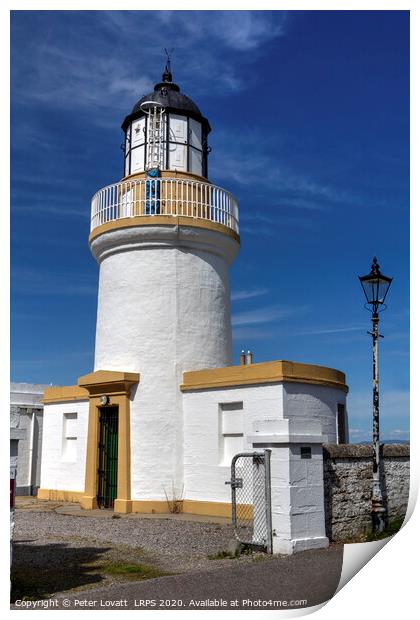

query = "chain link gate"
[226,450,272,553]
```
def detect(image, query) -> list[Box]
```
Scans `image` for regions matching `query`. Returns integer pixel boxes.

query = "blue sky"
[10,10,409,442]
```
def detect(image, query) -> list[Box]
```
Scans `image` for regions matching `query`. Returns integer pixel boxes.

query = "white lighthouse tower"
[87,63,240,508]
[40,63,348,528]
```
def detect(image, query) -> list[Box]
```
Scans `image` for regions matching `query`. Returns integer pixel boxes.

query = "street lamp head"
[359,257,393,315]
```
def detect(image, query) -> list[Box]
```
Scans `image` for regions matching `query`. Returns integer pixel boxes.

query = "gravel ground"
[13,510,265,575]
[11,506,343,607]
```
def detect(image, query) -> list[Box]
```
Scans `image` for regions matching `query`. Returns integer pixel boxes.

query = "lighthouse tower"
[87,64,239,507]
[40,62,347,526]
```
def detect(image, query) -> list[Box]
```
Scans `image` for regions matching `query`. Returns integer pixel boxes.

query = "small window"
[169,114,188,143]
[62,413,78,463]
[131,117,145,147]
[169,143,187,170]
[337,404,347,444]
[219,402,244,465]
[189,118,202,150]
[131,145,145,173]
[301,446,312,459]
[189,148,202,176]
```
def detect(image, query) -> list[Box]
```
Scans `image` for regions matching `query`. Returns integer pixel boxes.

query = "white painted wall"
[10,383,50,493]
[10,383,49,407]
[183,384,284,504]
[40,400,89,492]
[283,383,347,443]
[183,381,346,506]
[91,224,239,502]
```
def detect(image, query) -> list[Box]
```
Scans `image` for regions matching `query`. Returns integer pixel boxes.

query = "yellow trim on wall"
[88,215,240,245]
[78,370,140,395]
[182,500,233,518]
[114,499,133,514]
[42,385,88,404]
[35,492,237,518]
[37,489,84,502]
[181,360,348,393]
[131,500,177,514]
[130,499,233,517]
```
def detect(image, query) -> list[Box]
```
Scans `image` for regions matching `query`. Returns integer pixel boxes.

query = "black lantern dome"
[131,80,203,120]
[359,257,393,315]
[121,66,211,178]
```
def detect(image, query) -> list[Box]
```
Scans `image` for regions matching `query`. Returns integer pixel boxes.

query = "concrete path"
[14,497,230,524]
[48,546,343,611]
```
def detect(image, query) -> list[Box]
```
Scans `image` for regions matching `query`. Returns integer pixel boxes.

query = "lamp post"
[359,257,392,534]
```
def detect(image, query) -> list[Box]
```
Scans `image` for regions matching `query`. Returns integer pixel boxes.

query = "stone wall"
[323,444,410,541]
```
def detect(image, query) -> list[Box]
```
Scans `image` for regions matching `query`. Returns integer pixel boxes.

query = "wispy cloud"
[232,326,278,341]
[232,304,302,326]
[12,268,97,297]
[388,429,410,436]
[240,213,319,236]
[348,428,372,441]
[231,287,269,301]
[240,225,278,238]
[348,389,410,423]
[12,10,288,121]
[13,204,89,219]
[299,325,366,336]
[157,11,288,52]
[12,351,93,370]
[211,131,363,211]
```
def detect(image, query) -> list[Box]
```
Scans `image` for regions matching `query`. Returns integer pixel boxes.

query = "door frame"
[78,370,139,513]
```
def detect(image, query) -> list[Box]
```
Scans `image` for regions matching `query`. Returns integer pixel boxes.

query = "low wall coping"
[323,443,410,459]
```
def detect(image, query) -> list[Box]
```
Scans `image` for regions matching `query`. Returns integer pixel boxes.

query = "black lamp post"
[359,257,393,534]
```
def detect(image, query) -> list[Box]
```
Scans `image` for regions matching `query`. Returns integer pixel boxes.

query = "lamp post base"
[372,493,387,535]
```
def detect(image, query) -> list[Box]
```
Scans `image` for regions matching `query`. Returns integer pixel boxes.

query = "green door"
[97,406,118,509]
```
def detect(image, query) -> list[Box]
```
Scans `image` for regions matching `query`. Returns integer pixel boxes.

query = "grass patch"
[101,563,169,580]
[252,554,268,562]
[208,550,238,560]
[366,517,405,541]
[208,545,254,560]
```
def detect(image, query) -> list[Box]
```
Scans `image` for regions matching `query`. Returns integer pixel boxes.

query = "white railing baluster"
[91,177,239,234]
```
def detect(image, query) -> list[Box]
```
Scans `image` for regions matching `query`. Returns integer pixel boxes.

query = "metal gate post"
[264,449,273,554]
[230,454,238,533]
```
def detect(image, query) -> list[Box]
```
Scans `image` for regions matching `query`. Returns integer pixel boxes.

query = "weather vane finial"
[162,48,174,82]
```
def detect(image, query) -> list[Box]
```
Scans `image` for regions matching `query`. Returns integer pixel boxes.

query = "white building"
[10,383,49,496]
[39,66,348,526]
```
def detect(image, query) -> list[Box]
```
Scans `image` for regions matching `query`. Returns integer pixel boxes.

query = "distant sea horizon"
[357,439,409,445]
